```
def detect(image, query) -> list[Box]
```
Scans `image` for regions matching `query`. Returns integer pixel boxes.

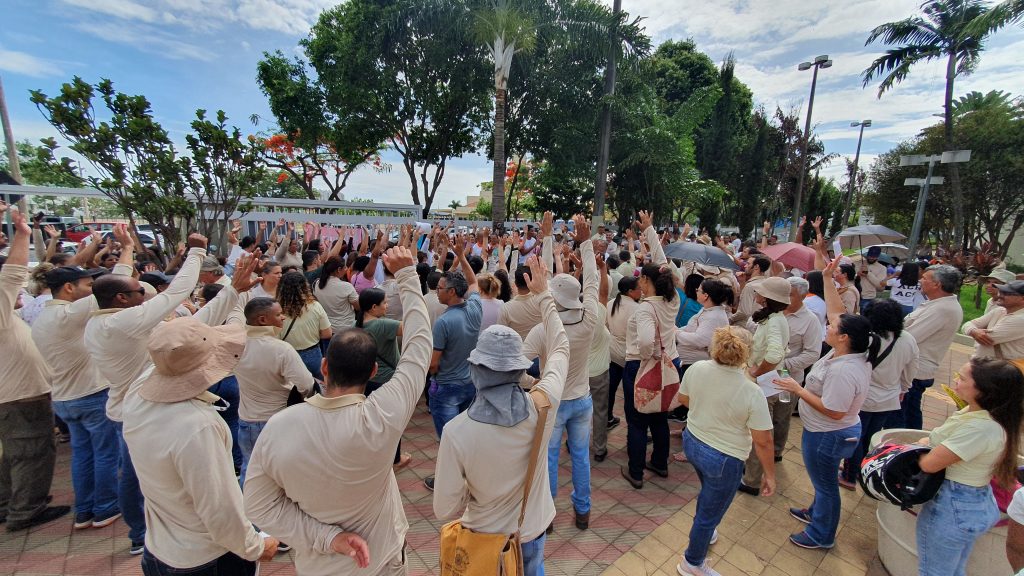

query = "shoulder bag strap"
[650,302,665,354]
[280,317,298,342]
[516,389,552,529]
[873,335,900,366]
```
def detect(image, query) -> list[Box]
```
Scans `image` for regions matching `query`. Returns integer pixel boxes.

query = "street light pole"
[901,150,971,256]
[841,120,871,227]
[790,55,832,242]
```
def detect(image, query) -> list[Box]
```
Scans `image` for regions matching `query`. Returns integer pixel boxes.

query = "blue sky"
[2,0,1023,209]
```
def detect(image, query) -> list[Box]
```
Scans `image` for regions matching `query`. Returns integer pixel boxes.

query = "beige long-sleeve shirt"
[123,379,264,568]
[904,294,963,380]
[274,241,303,270]
[607,296,638,366]
[782,305,822,383]
[962,306,1024,360]
[750,312,789,371]
[31,263,134,402]
[244,266,431,576]
[433,291,569,543]
[859,262,888,300]
[498,293,544,340]
[863,332,919,412]
[235,325,314,422]
[676,305,730,365]
[625,226,680,362]
[313,276,359,332]
[85,248,240,421]
[522,239,597,401]
[730,276,765,327]
[0,264,52,404]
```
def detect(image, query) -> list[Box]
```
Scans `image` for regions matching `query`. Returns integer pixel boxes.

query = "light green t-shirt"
[928,407,1005,487]
[680,360,773,461]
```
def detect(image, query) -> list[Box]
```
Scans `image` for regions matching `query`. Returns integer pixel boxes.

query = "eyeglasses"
[119,288,146,297]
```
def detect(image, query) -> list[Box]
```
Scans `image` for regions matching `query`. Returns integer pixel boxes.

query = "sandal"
[671,452,689,463]
[393,453,412,471]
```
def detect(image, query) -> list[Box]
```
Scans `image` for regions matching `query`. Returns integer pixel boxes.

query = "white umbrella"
[833,225,906,250]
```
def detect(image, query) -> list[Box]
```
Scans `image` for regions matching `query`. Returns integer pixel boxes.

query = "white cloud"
[0,48,64,78]
[74,21,215,61]
[61,0,161,23]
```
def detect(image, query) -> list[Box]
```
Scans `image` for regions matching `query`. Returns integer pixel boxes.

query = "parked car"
[65,221,122,242]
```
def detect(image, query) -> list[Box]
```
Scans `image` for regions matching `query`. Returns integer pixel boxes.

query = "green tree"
[448,200,463,210]
[267,0,492,217]
[862,0,1002,248]
[0,139,84,188]
[951,90,1015,116]
[252,170,309,199]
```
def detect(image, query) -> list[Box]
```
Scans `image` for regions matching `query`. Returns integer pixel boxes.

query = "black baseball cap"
[46,266,106,290]
[140,271,173,287]
[996,280,1024,296]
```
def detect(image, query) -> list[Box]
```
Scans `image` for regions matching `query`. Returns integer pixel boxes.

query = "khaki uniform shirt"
[0,264,51,404]
[730,276,765,326]
[962,306,1024,360]
[313,276,358,333]
[782,305,822,383]
[498,293,544,340]
[433,291,570,543]
[85,248,240,421]
[244,267,431,576]
[235,325,314,422]
[859,262,888,300]
[904,294,963,380]
[625,226,680,363]
[123,380,263,568]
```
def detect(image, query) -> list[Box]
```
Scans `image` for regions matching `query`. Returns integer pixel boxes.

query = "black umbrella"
[663,242,740,271]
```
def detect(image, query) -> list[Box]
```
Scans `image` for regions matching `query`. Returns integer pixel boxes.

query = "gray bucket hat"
[468,325,533,371]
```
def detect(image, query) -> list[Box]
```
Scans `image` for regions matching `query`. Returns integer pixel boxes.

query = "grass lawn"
[959,283,991,323]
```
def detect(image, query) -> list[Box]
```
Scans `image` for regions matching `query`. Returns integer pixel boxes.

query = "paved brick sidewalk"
[1,343,970,576]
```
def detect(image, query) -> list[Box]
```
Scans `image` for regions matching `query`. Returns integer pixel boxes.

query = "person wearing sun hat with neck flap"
[122,317,282,574]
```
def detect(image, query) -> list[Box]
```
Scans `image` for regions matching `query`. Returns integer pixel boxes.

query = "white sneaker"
[677,558,721,576]
[710,529,719,545]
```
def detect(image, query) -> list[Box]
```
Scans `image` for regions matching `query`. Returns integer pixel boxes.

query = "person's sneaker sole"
[129,542,144,556]
[92,512,122,529]
[676,560,721,576]
[277,543,292,553]
[789,532,833,549]
[73,515,95,530]
[710,529,719,545]
[423,477,435,492]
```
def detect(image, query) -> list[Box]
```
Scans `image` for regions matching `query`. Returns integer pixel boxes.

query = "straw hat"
[138,317,246,403]
[753,276,792,305]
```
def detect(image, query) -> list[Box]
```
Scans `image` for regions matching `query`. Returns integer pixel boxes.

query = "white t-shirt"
[886,278,922,308]
[804,295,827,342]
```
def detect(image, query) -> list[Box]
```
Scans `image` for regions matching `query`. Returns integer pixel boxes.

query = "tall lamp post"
[591,0,621,230]
[901,149,971,256]
[789,55,832,242]
[841,119,871,227]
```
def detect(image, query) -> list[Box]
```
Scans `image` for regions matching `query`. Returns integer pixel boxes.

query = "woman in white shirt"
[885,262,922,315]
[476,273,504,332]
[607,276,640,430]
[313,256,359,333]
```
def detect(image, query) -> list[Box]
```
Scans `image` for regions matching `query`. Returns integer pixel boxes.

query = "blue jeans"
[297,345,324,381]
[901,304,914,316]
[608,362,624,421]
[115,423,146,543]
[547,395,592,515]
[897,378,933,430]
[521,532,546,576]
[682,430,744,566]
[429,381,476,438]
[237,419,267,486]
[917,480,999,576]
[208,376,241,471]
[52,389,120,518]
[141,548,255,576]
[621,359,677,480]
[800,424,861,546]
[841,409,900,483]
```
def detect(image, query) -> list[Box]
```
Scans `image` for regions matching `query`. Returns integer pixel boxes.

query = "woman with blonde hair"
[675,326,775,576]
[476,273,504,331]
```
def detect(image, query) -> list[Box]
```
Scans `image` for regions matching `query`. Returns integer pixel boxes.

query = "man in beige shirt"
[962,280,1024,361]
[434,255,569,576]
[522,215,598,530]
[498,267,544,340]
[857,246,888,310]
[0,205,69,531]
[245,246,430,576]
[234,297,314,484]
[899,264,963,429]
[730,256,770,327]
[32,246,133,530]
[85,234,257,553]
[122,317,285,573]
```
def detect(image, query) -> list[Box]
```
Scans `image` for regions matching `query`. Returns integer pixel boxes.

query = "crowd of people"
[1,199,1023,576]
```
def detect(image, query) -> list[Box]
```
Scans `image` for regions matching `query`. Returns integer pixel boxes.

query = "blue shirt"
[433,292,483,386]
[675,289,701,328]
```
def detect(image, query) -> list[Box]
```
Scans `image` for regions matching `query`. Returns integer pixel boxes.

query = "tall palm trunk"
[944,50,964,248]
[491,86,507,233]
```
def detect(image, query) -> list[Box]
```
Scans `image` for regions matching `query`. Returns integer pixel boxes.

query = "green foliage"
[473,199,493,218]
[253,170,309,199]
[952,90,1016,116]
[0,139,84,188]
[30,77,263,252]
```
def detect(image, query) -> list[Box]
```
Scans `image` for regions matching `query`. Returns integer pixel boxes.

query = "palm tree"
[978,0,1024,29]
[448,199,462,210]
[471,0,537,233]
[862,0,998,248]
[951,90,1015,116]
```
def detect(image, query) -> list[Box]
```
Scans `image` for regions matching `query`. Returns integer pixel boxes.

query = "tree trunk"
[491,88,506,234]
[944,51,965,249]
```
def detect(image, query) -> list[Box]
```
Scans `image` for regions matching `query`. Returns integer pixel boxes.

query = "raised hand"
[541,211,554,238]
[44,224,60,238]
[0,201,7,214]
[382,245,415,273]
[523,254,549,294]
[572,214,590,242]
[811,216,823,231]
[112,224,133,248]
[638,210,653,230]
[231,250,264,293]
[186,233,209,250]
